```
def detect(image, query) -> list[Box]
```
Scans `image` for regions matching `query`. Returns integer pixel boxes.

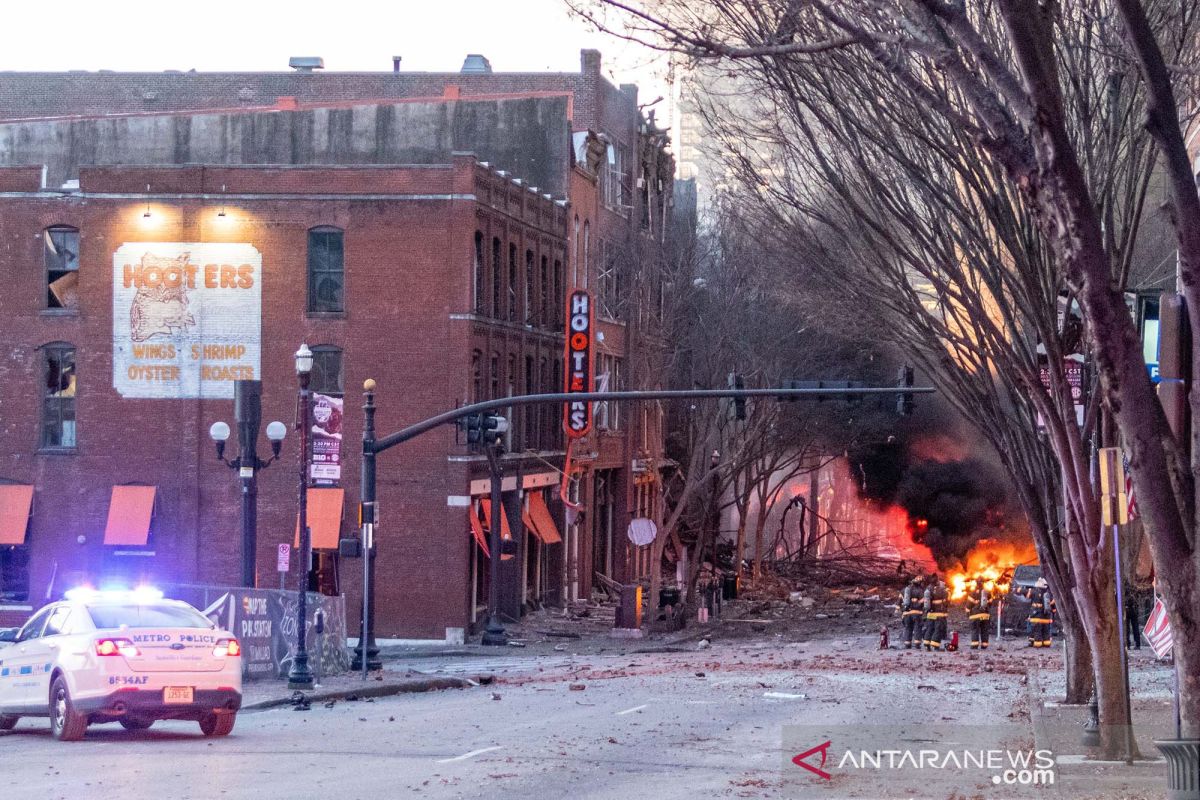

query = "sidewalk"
[1027,647,1179,799]
[240,670,474,711]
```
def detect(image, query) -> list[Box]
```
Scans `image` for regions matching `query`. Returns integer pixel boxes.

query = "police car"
[0,588,242,741]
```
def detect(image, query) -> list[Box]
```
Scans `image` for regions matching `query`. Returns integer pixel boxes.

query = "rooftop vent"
[461,54,492,74]
[288,57,325,73]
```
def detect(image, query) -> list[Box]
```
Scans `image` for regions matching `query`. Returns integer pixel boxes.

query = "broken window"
[492,237,502,319]
[310,345,343,395]
[524,250,535,325]
[307,227,344,313]
[540,256,550,331]
[44,226,80,310]
[41,342,76,449]
[508,243,519,322]
[471,349,483,403]
[474,231,485,314]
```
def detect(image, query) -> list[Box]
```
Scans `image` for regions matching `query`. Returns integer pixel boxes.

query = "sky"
[0,1,669,100]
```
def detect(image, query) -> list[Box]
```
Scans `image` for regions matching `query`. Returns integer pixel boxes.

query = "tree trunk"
[733,516,748,578]
[1089,613,1135,760]
[1058,604,1094,705]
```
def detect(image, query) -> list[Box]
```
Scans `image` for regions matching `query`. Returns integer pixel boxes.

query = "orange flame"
[947,538,1037,600]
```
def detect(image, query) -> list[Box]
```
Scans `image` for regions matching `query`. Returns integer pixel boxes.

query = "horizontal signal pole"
[370,386,935,455]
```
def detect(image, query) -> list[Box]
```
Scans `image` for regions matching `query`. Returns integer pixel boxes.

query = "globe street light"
[288,344,316,691]
[208,381,286,587]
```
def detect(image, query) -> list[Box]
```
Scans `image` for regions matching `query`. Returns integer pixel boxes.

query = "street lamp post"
[352,380,382,674]
[288,343,316,691]
[208,380,286,587]
[481,435,508,646]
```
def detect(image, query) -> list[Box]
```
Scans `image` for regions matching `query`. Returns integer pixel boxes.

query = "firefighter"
[900,575,925,649]
[965,576,992,650]
[922,573,950,651]
[1025,577,1055,648]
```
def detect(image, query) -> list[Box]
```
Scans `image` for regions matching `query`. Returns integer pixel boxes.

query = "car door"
[28,606,74,704]
[2,606,52,711]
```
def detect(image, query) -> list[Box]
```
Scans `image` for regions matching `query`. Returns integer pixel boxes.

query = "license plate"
[163,686,194,704]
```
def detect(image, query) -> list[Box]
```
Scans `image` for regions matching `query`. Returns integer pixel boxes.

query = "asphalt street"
[0,639,1177,800]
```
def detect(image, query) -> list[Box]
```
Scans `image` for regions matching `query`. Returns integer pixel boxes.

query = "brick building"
[0,158,571,637]
[0,50,677,636]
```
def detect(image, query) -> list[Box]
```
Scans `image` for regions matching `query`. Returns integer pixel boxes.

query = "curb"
[241,676,472,711]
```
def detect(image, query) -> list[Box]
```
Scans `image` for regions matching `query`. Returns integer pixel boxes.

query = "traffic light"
[728,372,746,420]
[897,365,915,416]
[462,413,509,448]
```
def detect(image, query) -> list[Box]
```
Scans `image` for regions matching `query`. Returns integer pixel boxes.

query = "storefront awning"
[525,492,562,545]
[103,486,156,546]
[0,485,33,545]
[295,488,345,550]
[469,504,490,557]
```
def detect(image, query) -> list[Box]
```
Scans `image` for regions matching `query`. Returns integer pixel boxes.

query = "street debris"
[763,691,807,700]
[569,683,587,691]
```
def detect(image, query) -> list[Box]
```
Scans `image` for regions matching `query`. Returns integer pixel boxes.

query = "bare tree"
[571,0,1200,750]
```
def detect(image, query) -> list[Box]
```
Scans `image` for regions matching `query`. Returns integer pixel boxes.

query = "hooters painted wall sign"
[563,290,595,438]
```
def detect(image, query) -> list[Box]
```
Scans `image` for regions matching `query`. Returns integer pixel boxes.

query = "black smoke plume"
[848,436,1010,569]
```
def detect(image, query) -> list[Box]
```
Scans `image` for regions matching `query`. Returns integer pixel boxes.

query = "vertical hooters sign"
[563,290,595,437]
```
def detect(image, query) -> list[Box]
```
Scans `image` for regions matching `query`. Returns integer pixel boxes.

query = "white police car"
[0,588,242,740]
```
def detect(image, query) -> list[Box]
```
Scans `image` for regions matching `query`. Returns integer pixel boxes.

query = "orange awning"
[0,485,33,545]
[295,488,345,549]
[527,492,562,545]
[479,497,514,560]
[469,504,490,557]
[103,486,156,546]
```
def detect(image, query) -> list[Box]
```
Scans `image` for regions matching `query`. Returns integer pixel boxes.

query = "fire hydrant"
[879,626,889,650]
[946,631,959,652]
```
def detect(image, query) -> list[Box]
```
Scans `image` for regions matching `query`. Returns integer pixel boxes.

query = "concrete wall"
[0,97,571,197]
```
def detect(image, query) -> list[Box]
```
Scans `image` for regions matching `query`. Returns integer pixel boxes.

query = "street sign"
[1143,598,1174,658]
[276,543,291,573]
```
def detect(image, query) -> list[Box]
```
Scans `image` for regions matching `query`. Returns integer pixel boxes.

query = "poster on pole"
[310,393,343,485]
[112,243,261,399]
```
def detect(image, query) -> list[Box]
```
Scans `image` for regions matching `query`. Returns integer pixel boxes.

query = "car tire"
[49,676,88,742]
[119,716,154,731]
[199,712,235,737]
[0,714,18,731]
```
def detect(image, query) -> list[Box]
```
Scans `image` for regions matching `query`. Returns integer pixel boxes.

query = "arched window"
[44,226,79,310]
[471,349,483,403]
[473,231,485,314]
[489,353,500,400]
[39,341,76,449]
[310,345,343,395]
[524,249,535,325]
[491,237,502,318]
[572,216,580,285]
[508,243,519,322]
[540,255,550,331]
[307,226,344,313]
[582,221,590,290]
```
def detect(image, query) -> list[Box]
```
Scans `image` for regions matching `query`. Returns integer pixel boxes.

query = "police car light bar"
[64,586,164,602]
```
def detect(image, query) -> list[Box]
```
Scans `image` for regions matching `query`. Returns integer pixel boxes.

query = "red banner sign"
[563,290,594,438]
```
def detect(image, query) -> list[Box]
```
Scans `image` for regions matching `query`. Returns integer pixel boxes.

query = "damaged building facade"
[0,50,676,638]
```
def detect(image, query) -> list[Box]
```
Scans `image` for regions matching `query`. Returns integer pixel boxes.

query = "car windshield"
[85,603,213,630]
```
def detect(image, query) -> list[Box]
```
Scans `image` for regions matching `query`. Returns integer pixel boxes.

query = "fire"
[947,538,1037,600]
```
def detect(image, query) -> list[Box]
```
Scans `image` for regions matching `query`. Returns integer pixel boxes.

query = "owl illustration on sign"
[129,253,197,342]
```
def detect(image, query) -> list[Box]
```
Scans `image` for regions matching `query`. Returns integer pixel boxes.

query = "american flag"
[1143,597,1173,659]
[1123,453,1139,521]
